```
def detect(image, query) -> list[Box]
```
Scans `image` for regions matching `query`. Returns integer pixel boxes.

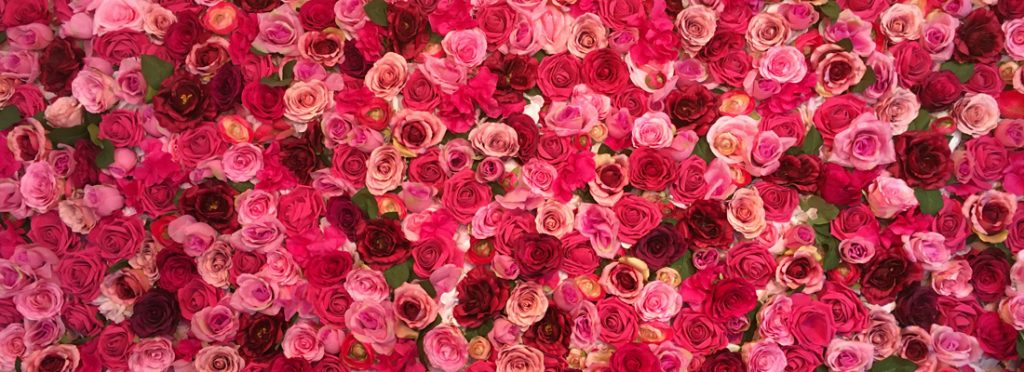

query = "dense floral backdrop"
[4,0,1024,370]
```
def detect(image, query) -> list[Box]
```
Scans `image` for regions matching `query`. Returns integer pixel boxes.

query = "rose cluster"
[2,0,1024,370]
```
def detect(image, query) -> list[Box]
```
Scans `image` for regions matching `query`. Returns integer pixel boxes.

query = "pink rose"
[235,189,278,225]
[221,143,264,183]
[811,44,867,96]
[921,13,959,61]
[424,325,469,371]
[741,340,787,372]
[282,321,324,361]
[746,13,790,52]
[394,110,447,155]
[82,184,123,217]
[229,273,280,315]
[13,280,63,321]
[830,113,896,170]
[71,69,119,114]
[875,87,921,135]
[392,283,438,330]
[19,161,60,213]
[727,188,767,239]
[505,282,548,328]
[6,23,53,50]
[901,232,950,270]
[128,337,174,372]
[634,280,682,322]
[344,268,389,303]
[345,300,397,354]
[0,324,25,370]
[879,4,924,43]
[758,46,807,84]
[953,93,1000,136]
[495,345,544,372]
[365,145,406,196]
[613,194,661,244]
[675,5,717,55]
[190,304,239,343]
[283,80,331,124]
[194,345,245,372]
[631,112,675,149]
[92,0,146,35]
[1004,19,1024,61]
[253,5,304,55]
[468,121,518,157]
[706,115,758,164]
[24,345,80,372]
[575,203,621,259]
[839,236,876,264]
[866,176,918,219]
[930,324,982,367]
[534,199,574,238]
[825,339,874,371]
[567,14,607,57]
[442,28,488,67]
[364,52,409,99]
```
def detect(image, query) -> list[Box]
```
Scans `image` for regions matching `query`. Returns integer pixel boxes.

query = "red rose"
[486,53,538,92]
[975,311,1017,360]
[890,41,932,88]
[933,198,970,249]
[716,0,753,33]
[388,5,429,59]
[156,248,199,291]
[153,72,216,133]
[755,182,798,222]
[162,11,210,60]
[494,210,537,255]
[611,87,650,118]
[535,133,574,165]
[311,286,352,326]
[891,131,953,189]
[411,237,457,278]
[581,49,629,94]
[536,53,582,101]
[209,64,244,112]
[788,294,835,351]
[237,312,286,361]
[664,83,720,135]
[37,38,85,96]
[969,249,1010,303]
[330,145,369,190]
[707,278,757,321]
[817,163,879,206]
[830,204,880,241]
[179,182,239,231]
[894,285,939,329]
[242,82,286,122]
[176,278,219,320]
[997,0,1024,20]
[1,0,48,27]
[709,50,752,87]
[303,250,353,289]
[597,297,639,346]
[560,232,601,276]
[612,194,662,244]
[92,30,151,64]
[99,110,144,148]
[725,242,777,287]
[813,94,867,144]
[401,70,441,111]
[129,288,181,338]
[783,346,824,372]
[859,250,922,305]
[699,31,744,62]
[632,224,688,270]
[678,200,734,249]
[669,156,709,204]
[136,179,180,217]
[96,324,134,369]
[505,114,540,160]
[937,296,982,333]
[88,213,145,262]
[915,71,964,110]
[966,136,1009,182]
[836,0,889,20]
[954,9,1005,65]
[441,170,492,224]
[277,186,325,236]
[407,149,447,186]
[476,3,516,46]
[699,351,744,371]
[230,250,265,284]
[357,219,411,270]
[27,211,79,256]
[56,249,105,301]
[671,310,727,355]
[511,233,562,279]
[629,147,676,191]
[819,282,870,333]
[759,112,807,147]
[965,64,1003,95]
[523,308,571,357]
[238,0,280,12]
[454,267,510,328]
[608,344,660,372]
[298,0,336,31]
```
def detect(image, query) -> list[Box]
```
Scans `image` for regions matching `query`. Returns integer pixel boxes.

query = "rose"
[967,136,1009,184]
[88,213,145,262]
[311,286,351,327]
[92,30,149,64]
[410,236,456,278]
[536,53,581,101]
[511,233,562,280]
[829,113,896,171]
[597,297,639,346]
[301,250,353,290]
[608,343,660,372]
[276,185,324,236]
[679,200,734,249]
[179,182,238,232]
[894,285,939,330]
[975,311,1017,360]
[963,190,1017,242]
[599,261,645,301]
[746,13,790,52]
[24,345,81,372]
[725,242,777,287]
[789,294,836,351]
[283,80,331,123]
[612,194,661,244]
[825,340,874,371]
[765,154,821,194]
[758,46,807,84]
[454,267,510,328]
[628,147,676,191]
[916,71,964,111]
[632,224,687,270]
[420,325,468,372]
[38,38,84,96]
[813,94,867,144]
[14,162,59,212]
[55,249,104,300]
[441,170,492,224]
[191,305,239,343]
[837,0,887,20]
[672,310,726,355]
[875,87,921,135]
[364,53,409,99]
[153,72,215,133]
[577,48,630,95]
[890,41,932,88]
[194,345,245,372]
[710,51,753,87]
[816,282,869,335]
[401,70,441,111]
[171,124,228,168]
[344,268,388,303]
[634,280,682,323]
[282,321,324,362]
[154,247,198,292]
[345,300,397,354]
[953,93,1000,136]
[742,341,787,372]
[236,312,285,360]
[890,131,953,189]
[230,274,279,315]
[129,288,180,338]
[505,282,549,328]
[860,250,922,305]
[495,345,544,372]
[727,188,766,239]
[95,324,133,369]
[12,281,62,321]
[970,249,1011,303]
[357,219,411,271]
[954,9,1005,64]
[366,145,405,196]
[388,4,429,58]
[99,110,144,150]
[242,82,286,122]
[394,110,447,155]
[931,325,982,366]
[899,232,950,271]
[560,233,601,275]
[675,5,717,54]
[392,283,437,330]
[298,32,344,67]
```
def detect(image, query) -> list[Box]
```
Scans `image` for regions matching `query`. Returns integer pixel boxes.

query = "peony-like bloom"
[866,176,918,219]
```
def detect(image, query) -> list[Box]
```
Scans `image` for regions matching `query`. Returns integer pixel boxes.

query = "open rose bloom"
[4,0,1024,370]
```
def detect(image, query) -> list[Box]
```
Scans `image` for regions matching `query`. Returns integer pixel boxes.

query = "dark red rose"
[679,200,735,249]
[180,182,238,231]
[512,233,563,279]
[965,64,1004,95]
[969,249,1010,303]
[357,219,411,270]
[388,5,430,59]
[788,294,836,351]
[325,197,366,241]
[765,155,822,193]
[1,0,48,27]
[819,282,870,333]
[411,237,457,278]
[813,94,867,144]
[305,251,354,288]
[609,343,661,372]
[725,242,776,287]
[96,324,134,369]
[915,70,964,110]
[900,327,932,363]
[208,64,244,112]
[783,346,823,372]
[672,310,727,355]
[88,213,146,262]
[156,248,199,291]
[314,355,345,372]
[611,87,650,118]
[163,11,209,60]
[136,179,180,217]
[99,110,144,148]
[890,41,932,88]
[560,232,601,276]
[454,267,511,328]
[237,312,286,361]
[997,0,1024,20]
[893,285,938,329]
[581,49,629,94]
[505,114,540,160]
[709,51,752,87]
[330,145,369,190]
[836,0,889,20]
[830,204,881,241]
[476,3,516,45]
[524,308,571,357]
[976,311,1017,360]
[38,38,85,95]
[954,9,1005,65]
[56,250,105,301]
[441,170,493,224]
[486,53,538,92]
[629,147,676,191]
[298,0,336,30]
[632,224,688,270]
[698,350,744,372]
[890,131,953,189]
[699,31,745,62]
[664,83,720,135]
[238,0,280,12]
[176,278,220,320]
[153,72,215,133]
[755,182,798,222]
[92,30,150,64]
[312,286,351,326]
[597,297,640,346]
[339,42,372,79]
[859,250,922,305]
[707,278,757,321]
[129,288,181,338]
[817,163,880,206]
[537,53,582,101]
[613,194,662,244]
[242,82,286,122]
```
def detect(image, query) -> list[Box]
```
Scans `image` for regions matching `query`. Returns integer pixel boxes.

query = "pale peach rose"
[469,121,519,157]
[728,187,767,239]
[186,38,231,77]
[536,6,572,55]
[675,5,717,55]
[953,93,1000,136]
[567,13,608,58]
[505,282,549,328]
[931,260,973,298]
[879,3,924,43]
[746,13,791,52]
[365,145,406,195]
[392,110,447,155]
[142,3,176,41]
[194,345,245,372]
[495,345,545,372]
[58,199,98,234]
[196,241,233,288]
[93,0,146,35]
[706,115,758,164]
[535,199,575,238]
[875,87,921,135]
[365,52,409,99]
[284,80,331,123]
[44,97,84,129]
[631,112,675,149]
[858,310,901,360]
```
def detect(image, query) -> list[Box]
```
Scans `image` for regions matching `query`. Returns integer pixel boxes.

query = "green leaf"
[420,280,437,297]
[837,38,854,52]
[802,126,823,155]
[47,125,91,146]
[489,182,507,196]
[597,144,615,155]
[382,211,400,220]
[815,366,829,372]
[229,182,254,193]
[851,67,876,93]
[1016,332,1024,360]
[908,110,932,132]
[462,319,494,341]
[669,250,696,280]
[95,140,115,169]
[107,259,131,274]
[87,123,102,146]
[141,54,174,90]
[260,60,298,87]
[417,317,442,366]
[0,32,7,45]
[14,357,20,372]
[532,51,548,63]
[800,195,840,224]
[813,224,841,270]
[364,0,389,27]
[940,61,975,83]
[383,259,413,289]
[693,137,714,162]
[818,0,841,21]
[742,302,762,342]
[0,105,22,130]
[915,188,943,215]
[352,188,379,219]
[870,356,917,372]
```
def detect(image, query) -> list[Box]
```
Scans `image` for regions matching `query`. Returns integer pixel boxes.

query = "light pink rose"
[0,180,27,219]
[746,13,791,52]
[142,5,176,40]
[1004,19,1024,61]
[858,310,901,359]
[420,55,468,94]
[0,324,25,371]
[253,5,305,55]
[995,120,1024,148]
[6,23,54,50]
[365,145,406,196]
[82,184,123,217]
[838,236,876,264]
[543,100,601,136]
[423,325,469,372]
[229,217,286,253]
[879,4,923,43]
[745,130,795,177]
[0,51,39,81]
[953,93,1000,136]
[193,345,245,372]
[728,187,767,239]
[706,115,758,164]
[521,158,558,197]
[92,0,146,35]
[931,260,973,298]
[830,113,896,171]
[23,317,64,351]
[741,340,786,372]
[258,249,302,286]
[392,283,438,330]
[129,337,174,372]
[575,203,621,259]
[825,339,875,372]
[71,68,119,114]
[61,13,94,39]
[505,281,549,328]
[875,87,921,135]
[504,17,544,56]
[190,304,239,343]
[365,52,409,99]
[778,2,819,30]
[758,46,807,84]
[345,300,397,354]
[675,5,717,55]
[930,324,982,367]
[344,267,389,303]
[863,52,897,100]
[635,280,682,322]
[19,161,61,213]
[0,260,30,298]
[589,154,629,206]
[921,12,959,61]
[43,97,83,129]
[334,0,367,31]
[197,241,233,288]
[469,121,518,157]
[235,189,278,225]
[221,143,264,183]
[394,110,447,155]
[901,232,950,271]
[823,10,875,57]
[488,318,522,350]
[567,13,608,58]
[570,300,601,348]
[282,321,324,361]
[283,80,331,124]
[534,199,575,238]
[442,28,488,67]
[632,112,675,149]
[536,6,572,55]
[229,273,280,315]
[1000,293,1024,330]
[866,176,918,219]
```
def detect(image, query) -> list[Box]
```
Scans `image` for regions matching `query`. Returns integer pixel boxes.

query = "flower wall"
[2,0,1024,370]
